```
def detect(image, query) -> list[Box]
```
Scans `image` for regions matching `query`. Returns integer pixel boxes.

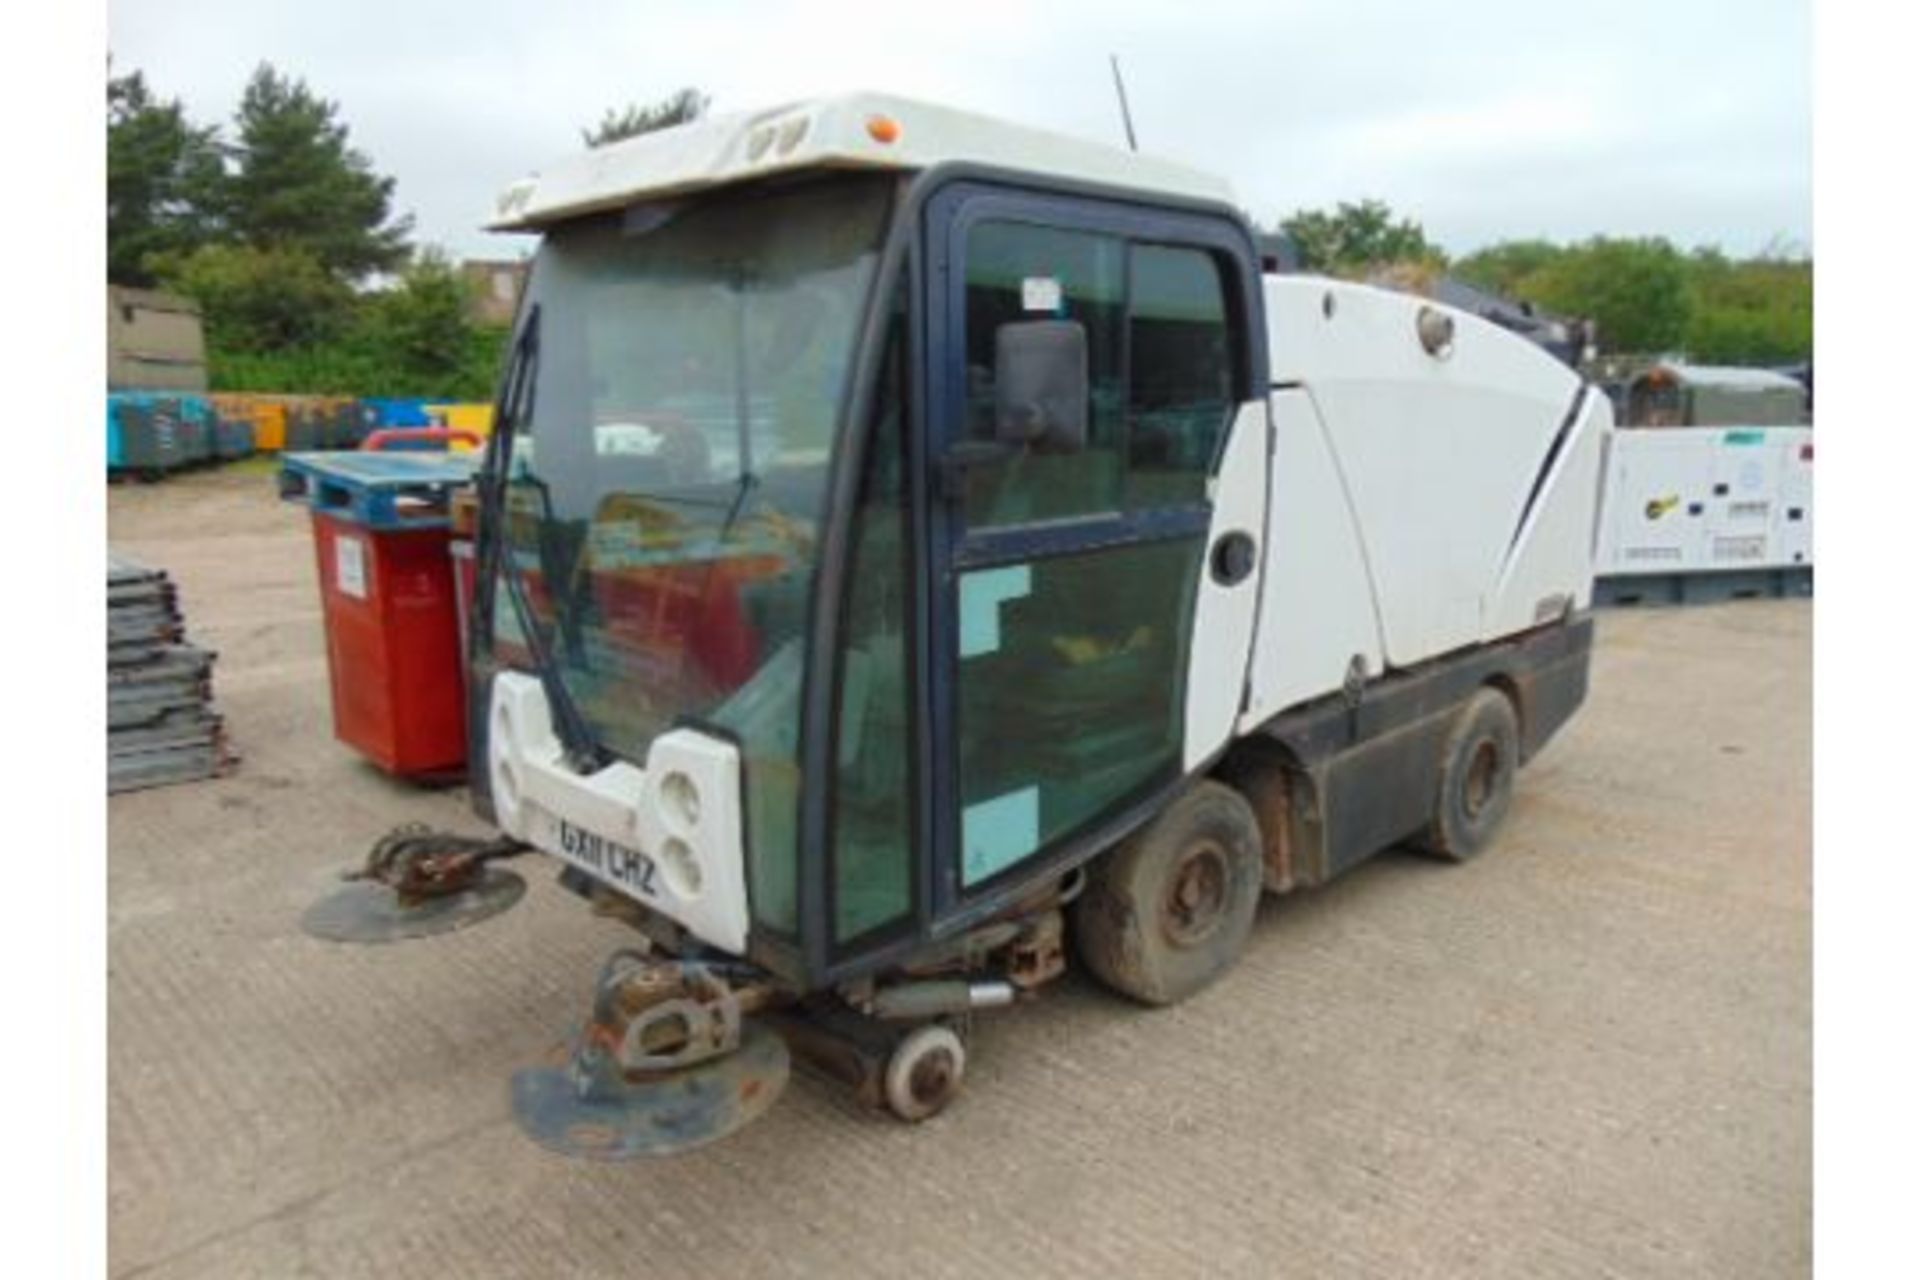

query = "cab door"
[921,183,1266,914]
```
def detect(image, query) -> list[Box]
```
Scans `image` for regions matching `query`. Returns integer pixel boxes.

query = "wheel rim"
[1161,839,1230,948]
[909,1049,958,1108]
[1463,739,1502,819]
[888,1026,965,1121]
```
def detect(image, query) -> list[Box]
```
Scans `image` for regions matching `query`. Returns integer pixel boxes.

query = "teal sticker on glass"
[959,564,1032,658]
[962,786,1040,885]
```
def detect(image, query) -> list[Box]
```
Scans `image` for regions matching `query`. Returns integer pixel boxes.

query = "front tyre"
[1072,780,1264,1006]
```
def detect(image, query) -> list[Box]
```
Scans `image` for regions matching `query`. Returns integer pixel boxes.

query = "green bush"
[174,249,510,399]
[207,320,508,400]
[153,243,356,352]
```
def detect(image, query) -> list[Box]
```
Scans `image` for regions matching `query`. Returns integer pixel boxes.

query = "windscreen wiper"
[716,469,759,544]
[477,305,607,774]
[730,263,755,488]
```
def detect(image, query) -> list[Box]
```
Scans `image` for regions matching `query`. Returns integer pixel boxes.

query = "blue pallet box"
[177,394,214,465]
[363,397,434,428]
[214,412,256,461]
[279,450,480,530]
[107,395,125,471]
[112,393,188,474]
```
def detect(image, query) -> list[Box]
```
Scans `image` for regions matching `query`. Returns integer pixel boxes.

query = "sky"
[106,0,1811,265]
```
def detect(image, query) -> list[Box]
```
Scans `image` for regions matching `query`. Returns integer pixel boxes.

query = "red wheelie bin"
[279,433,481,779]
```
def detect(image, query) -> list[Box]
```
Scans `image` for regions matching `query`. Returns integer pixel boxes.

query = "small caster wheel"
[884,1024,966,1123]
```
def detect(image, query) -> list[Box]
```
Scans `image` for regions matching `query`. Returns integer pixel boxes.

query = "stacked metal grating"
[108,552,237,793]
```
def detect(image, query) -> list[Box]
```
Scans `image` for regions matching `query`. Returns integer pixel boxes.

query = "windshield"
[491,176,893,908]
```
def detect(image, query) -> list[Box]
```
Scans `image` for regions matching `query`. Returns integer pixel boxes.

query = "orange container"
[210,393,289,451]
[254,401,289,451]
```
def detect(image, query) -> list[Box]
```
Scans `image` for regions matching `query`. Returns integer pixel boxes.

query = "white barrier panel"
[1597,426,1813,576]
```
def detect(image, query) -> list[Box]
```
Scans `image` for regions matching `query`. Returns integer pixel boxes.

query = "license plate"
[538,814,661,901]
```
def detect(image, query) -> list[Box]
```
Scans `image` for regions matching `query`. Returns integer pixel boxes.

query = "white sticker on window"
[959,564,1032,658]
[1021,276,1063,313]
[963,786,1040,885]
[335,535,368,600]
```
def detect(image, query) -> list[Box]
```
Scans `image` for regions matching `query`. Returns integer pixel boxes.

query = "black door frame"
[807,164,1266,988]
[917,180,1269,925]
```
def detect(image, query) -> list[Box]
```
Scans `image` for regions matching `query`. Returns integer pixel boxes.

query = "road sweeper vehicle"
[329,94,1606,1154]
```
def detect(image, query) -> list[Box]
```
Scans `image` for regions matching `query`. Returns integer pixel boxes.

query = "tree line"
[109,66,712,398]
[1278,200,1810,365]
[109,63,503,398]
[111,66,1808,398]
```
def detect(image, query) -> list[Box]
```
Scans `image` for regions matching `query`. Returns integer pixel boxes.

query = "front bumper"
[486,671,751,954]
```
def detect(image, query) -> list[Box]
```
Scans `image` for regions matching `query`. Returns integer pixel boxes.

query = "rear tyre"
[1072,780,1263,1006]
[1415,687,1520,862]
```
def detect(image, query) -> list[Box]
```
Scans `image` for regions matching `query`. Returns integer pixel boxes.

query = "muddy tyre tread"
[1415,686,1521,862]
[1072,780,1263,1007]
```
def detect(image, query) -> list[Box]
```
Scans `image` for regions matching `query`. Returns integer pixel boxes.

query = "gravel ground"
[107,466,1811,1279]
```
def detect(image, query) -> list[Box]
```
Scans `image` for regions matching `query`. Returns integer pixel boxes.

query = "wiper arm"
[476,305,607,774]
[730,263,755,487]
[716,468,759,544]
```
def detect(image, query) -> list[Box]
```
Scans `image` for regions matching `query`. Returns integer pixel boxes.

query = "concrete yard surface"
[108,467,1811,1278]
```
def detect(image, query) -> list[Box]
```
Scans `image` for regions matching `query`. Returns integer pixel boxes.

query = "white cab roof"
[488,92,1234,231]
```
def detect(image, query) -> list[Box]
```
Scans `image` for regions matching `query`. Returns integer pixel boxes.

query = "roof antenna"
[1109,54,1139,152]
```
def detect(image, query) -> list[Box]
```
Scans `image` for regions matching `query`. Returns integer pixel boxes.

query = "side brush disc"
[512,1018,790,1159]
[300,867,526,943]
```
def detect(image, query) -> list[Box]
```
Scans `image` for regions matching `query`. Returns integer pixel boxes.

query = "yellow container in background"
[257,403,287,451]
[426,403,495,451]
[203,392,492,452]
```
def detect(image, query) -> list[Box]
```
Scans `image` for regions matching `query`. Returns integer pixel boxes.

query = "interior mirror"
[994,320,1088,452]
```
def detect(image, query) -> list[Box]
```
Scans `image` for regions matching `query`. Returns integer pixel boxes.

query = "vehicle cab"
[468,93,1271,994]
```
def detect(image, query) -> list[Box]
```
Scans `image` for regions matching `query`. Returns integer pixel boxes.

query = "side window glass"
[832,309,913,944]
[962,221,1126,526]
[961,224,1238,526]
[1126,244,1234,508]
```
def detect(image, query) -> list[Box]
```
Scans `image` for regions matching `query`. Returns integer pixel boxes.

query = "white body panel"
[1263,278,1589,667]
[1595,426,1813,575]
[1184,404,1270,768]
[487,672,750,953]
[1229,277,1602,730]
[1237,388,1386,731]
[1482,390,1608,636]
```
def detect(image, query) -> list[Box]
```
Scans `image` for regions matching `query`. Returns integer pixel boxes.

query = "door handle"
[1210,532,1256,586]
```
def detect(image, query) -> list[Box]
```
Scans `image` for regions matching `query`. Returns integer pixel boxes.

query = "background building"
[107,286,207,391]
[460,259,528,327]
